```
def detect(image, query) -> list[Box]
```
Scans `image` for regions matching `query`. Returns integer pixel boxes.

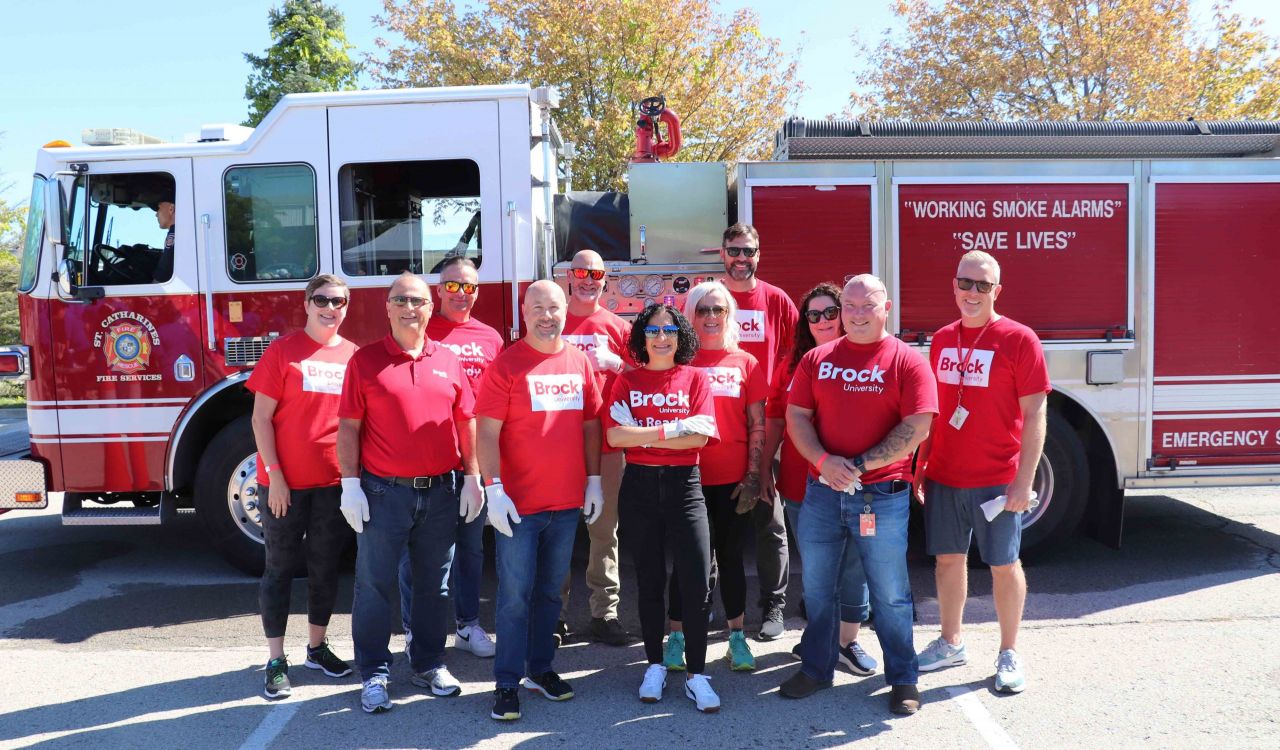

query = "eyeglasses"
[955,277,996,294]
[804,305,840,323]
[695,305,728,318]
[724,246,759,258]
[388,295,430,308]
[442,281,478,294]
[643,325,681,338]
[309,294,348,309]
[569,268,606,280]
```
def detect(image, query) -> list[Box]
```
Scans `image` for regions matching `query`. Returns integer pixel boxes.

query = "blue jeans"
[353,472,457,680]
[796,478,917,686]
[785,497,870,624]
[493,509,579,689]
[400,499,485,633]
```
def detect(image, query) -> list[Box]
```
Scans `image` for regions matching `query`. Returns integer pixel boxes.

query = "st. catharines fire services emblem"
[94,311,162,376]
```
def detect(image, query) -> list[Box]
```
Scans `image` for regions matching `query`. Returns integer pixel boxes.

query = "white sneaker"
[411,665,462,697]
[361,674,392,713]
[639,664,667,703]
[454,624,497,658]
[684,674,720,713]
[994,649,1027,693]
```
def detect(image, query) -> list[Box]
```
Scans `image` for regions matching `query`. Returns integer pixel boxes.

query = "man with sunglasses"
[557,249,636,647]
[337,272,484,713]
[913,251,1050,696]
[719,223,798,641]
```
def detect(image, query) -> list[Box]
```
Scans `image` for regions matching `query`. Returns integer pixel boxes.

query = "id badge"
[859,513,876,537]
[948,404,970,430]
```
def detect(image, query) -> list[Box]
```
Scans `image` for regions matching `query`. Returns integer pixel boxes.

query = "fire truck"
[3,84,1279,573]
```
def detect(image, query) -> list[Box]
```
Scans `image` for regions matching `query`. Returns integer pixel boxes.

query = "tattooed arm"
[862,413,933,471]
[734,401,767,512]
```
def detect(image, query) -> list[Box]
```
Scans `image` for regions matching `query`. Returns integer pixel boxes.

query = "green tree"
[243,0,362,127]
[0,192,25,347]
[370,0,801,191]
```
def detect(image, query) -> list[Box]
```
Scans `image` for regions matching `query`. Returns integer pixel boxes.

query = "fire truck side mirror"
[44,178,65,247]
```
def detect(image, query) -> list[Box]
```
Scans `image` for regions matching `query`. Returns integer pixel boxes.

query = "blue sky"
[2,0,1277,205]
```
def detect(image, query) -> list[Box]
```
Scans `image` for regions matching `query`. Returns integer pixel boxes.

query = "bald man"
[476,280,604,720]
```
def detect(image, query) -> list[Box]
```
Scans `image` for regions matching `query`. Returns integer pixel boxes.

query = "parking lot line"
[239,701,299,750]
[946,685,1020,750]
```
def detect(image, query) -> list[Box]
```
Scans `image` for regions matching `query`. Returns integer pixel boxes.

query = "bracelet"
[816,453,830,471]
[484,477,502,487]
[264,464,280,474]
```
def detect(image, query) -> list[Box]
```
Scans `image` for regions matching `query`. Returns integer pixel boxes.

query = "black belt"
[384,472,454,489]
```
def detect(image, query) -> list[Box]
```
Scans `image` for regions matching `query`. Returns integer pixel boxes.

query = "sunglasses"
[724,246,759,258]
[309,294,348,309]
[388,295,430,309]
[569,268,606,280]
[804,305,840,323]
[955,277,996,294]
[695,305,728,318]
[442,281,478,294]
[643,325,682,338]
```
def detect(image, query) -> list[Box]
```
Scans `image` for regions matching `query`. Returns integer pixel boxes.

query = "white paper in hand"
[818,476,863,493]
[980,491,1040,522]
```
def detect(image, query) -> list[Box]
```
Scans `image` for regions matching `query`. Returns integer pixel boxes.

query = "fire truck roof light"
[14,492,42,504]
[82,128,166,147]
[198,124,254,143]
[43,140,72,148]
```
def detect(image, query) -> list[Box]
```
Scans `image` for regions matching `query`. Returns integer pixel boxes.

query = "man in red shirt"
[477,280,603,721]
[780,274,937,717]
[720,223,799,640]
[558,249,635,646]
[913,251,1050,696]
[337,272,484,714]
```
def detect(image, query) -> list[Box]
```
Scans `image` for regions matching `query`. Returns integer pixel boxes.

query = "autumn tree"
[855,0,1280,120]
[243,0,362,127]
[370,0,801,191]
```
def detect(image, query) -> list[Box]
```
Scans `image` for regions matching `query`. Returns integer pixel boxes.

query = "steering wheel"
[92,242,152,284]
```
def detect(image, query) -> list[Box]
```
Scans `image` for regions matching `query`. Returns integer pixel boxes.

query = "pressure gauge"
[618,275,641,298]
[644,274,666,297]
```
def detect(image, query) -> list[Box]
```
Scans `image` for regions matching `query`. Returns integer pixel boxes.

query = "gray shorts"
[923,479,1021,566]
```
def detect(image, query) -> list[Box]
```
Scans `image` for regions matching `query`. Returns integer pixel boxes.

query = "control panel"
[552,262,726,318]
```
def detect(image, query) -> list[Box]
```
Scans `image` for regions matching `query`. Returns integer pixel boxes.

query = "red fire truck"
[3,84,1278,573]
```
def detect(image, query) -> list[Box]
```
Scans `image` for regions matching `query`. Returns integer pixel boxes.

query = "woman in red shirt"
[248,274,358,699]
[604,304,721,713]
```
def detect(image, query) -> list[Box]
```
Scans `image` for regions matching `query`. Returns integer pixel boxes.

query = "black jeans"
[619,464,712,673]
[259,483,352,639]
[668,482,751,623]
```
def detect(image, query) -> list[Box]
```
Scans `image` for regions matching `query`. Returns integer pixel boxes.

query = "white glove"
[589,345,623,373]
[460,474,484,523]
[609,400,639,427]
[583,475,604,524]
[663,414,717,439]
[486,482,522,537]
[819,475,863,493]
[340,477,370,533]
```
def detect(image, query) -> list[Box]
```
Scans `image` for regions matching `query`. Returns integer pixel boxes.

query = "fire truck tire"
[194,416,267,576]
[1020,410,1089,554]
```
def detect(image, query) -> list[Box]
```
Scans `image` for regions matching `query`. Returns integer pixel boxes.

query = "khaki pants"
[560,450,624,620]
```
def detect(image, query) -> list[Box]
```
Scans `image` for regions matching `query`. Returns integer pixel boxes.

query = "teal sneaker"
[726,630,756,671]
[663,631,686,672]
[917,636,966,672]
[263,656,291,700]
[994,649,1026,693]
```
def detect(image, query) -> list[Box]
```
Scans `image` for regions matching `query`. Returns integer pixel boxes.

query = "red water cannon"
[630,94,683,163]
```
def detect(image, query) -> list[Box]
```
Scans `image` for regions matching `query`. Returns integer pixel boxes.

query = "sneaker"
[889,684,921,715]
[994,649,1027,693]
[552,620,570,647]
[639,664,667,703]
[778,670,832,699]
[758,605,785,641]
[263,656,291,700]
[403,627,412,658]
[411,665,462,697]
[588,617,635,646]
[491,687,521,720]
[663,631,687,672]
[454,624,497,658]
[522,670,574,701]
[789,642,803,661]
[917,636,967,672]
[725,630,756,671]
[361,674,392,713]
[838,641,878,676]
[304,641,353,678]
[684,674,720,713]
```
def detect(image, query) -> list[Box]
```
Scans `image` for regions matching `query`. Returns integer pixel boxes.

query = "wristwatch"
[852,454,866,472]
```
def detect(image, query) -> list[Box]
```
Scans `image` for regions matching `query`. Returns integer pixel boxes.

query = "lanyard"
[954,318,993,407]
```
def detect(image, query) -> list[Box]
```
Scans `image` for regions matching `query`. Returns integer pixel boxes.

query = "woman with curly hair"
[604,303,721,713]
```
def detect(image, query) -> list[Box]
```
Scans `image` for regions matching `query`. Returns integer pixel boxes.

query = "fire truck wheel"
[1020,410,1089,554]
[194,416,266,576]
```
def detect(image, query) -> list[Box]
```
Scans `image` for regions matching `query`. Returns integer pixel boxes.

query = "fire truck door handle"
[201,213,215,351]
[507,201,520,341]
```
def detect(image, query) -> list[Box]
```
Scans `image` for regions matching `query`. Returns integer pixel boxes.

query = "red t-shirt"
[246,331,357,489]
[767,357,810,503]
[427,316,504,396]
[475,341,602,514]
[926,316,1051,488]
[338,335,475,478]
[728,280,799,389]
[563,307,632,453]
[694,348,769,486]
[789,336,938,484]
[603,365,718,467]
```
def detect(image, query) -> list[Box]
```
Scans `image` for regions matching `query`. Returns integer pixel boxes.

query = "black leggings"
[618,464,712,673]
[669,482,751,622]
[259,484,352,639]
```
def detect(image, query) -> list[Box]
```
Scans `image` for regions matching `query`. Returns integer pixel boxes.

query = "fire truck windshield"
[19,176,45,293]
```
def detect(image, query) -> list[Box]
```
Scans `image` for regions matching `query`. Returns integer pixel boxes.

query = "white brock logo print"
[735,309,766,343]
[935,348,995,387]
[527,373,585,412]
[704,366,742,398]
[300,359,347,395]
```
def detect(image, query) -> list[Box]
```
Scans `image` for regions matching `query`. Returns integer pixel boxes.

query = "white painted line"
[239,701,300,750]
[946,685,1021,750]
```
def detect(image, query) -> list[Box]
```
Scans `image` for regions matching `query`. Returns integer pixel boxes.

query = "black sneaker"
[263,657,291,700]
[890,684,921,715]
[522,670,575,701]
[758,605,785,641]
[778,670,832,699]
[838,641,878,676]
[588,617,635,646]
[304,641,353,678]
[491,687,521,720]
[552,620,571,647]
[789,642,802,661]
